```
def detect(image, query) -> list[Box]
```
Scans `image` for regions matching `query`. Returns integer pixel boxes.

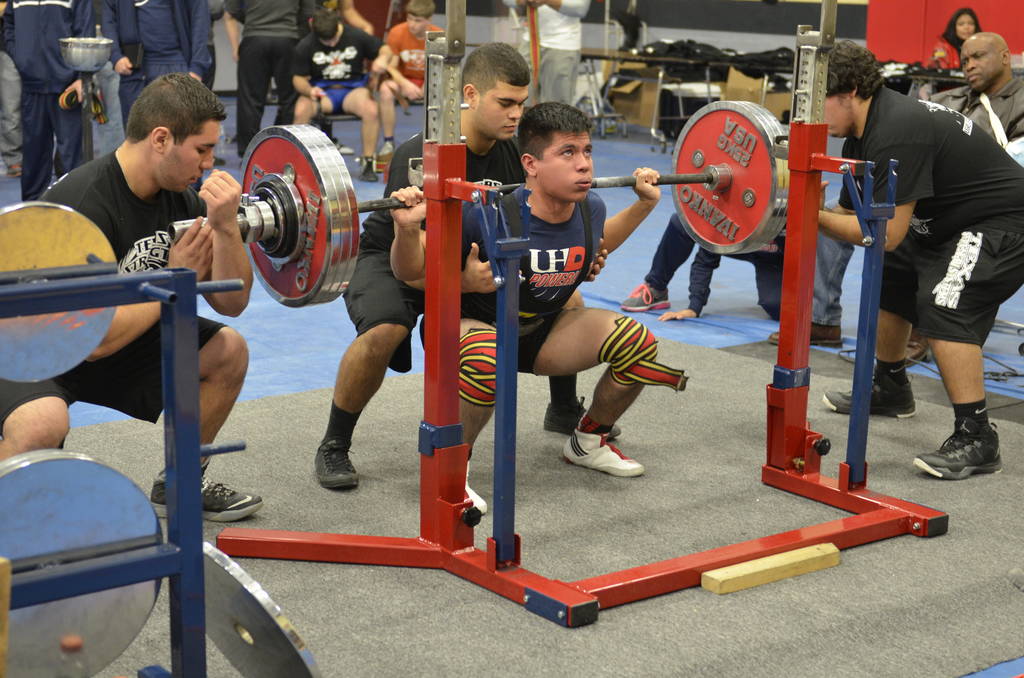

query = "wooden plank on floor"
[701,543,840,595]
[1,556,9,678]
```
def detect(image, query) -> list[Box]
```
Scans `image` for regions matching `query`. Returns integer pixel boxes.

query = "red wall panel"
[867,0,1024,64]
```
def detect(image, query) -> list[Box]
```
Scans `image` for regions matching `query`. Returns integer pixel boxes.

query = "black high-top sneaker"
[823,369,916,418]
[914,419,1001,480]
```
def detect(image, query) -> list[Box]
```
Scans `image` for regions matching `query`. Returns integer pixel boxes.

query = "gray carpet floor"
[55,339,1024,677]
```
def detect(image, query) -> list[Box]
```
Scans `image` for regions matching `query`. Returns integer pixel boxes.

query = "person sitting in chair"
[374,0,439,171]
[292,8,390,182]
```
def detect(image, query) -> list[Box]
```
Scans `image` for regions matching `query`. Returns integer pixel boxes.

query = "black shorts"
[461,313,560,375]
[880,226,1024,345]
[343,242,425,372]
[0,317,225,428]
[516,314,560,374]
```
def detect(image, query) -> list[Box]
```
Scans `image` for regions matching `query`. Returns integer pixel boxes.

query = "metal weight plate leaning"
[242,125,360,306]
[0,202,117,382]
[0,450,162,677]
[203,542,321,677]
[672,101,789,254]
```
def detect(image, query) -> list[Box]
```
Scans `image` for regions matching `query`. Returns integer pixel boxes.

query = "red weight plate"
[672,101,787,255]
[242,126,359,307]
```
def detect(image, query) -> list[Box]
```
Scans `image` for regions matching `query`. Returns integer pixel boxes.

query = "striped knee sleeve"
[598,316,687,390]
[459,329,498,406]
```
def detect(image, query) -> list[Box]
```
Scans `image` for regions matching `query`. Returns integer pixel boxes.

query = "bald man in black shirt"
[932,32,1024,145]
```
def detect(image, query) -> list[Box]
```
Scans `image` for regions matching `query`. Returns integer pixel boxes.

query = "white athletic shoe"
[563,429,644,477]
[465,481,488,515]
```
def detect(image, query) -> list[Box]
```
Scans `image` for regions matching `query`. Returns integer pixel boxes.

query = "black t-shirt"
[839,86,1024,242]
[292,26,382,83]
[359,133,525,251]
[43,152,205,272]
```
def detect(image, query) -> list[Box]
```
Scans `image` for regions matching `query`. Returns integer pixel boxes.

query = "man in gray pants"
[224,0,315,157]
[503,0,590,106]
[0,2,21,177]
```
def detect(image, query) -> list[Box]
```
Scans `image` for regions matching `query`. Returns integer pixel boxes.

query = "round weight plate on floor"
[0,202,116,381]
[0,450,161,678]
[203,542,321,677]
[242,125,359,307]
[672,101,788,254]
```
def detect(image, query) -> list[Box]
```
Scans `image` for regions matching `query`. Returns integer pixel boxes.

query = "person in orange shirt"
[928,7,980,70]
[375,0,439,166]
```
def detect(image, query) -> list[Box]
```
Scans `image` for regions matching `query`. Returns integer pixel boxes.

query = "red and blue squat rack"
[217,0,947,627]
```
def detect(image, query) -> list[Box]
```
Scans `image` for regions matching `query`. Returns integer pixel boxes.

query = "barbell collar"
[168,213,255,243]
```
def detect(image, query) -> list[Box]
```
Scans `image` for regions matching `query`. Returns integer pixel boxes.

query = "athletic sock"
[577,413,613,435]
[323,403,361,448]
[953,399,989,429]
[384,136,394,144]
[875,358,908,385]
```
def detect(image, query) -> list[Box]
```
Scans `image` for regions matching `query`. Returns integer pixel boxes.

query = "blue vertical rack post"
[475,189,532,564]
[0,264,243,677]
[841,159,899,486]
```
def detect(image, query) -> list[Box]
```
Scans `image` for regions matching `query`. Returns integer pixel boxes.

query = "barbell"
[169,162,728,241]
[0,100,791,382]
[165,100,789,307]
[0,99,792,329]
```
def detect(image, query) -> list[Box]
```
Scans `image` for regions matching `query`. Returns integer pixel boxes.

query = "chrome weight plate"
[0,202,117,382]
[241,125,360,307]
[0,450,161,677]
[204,542,320,677]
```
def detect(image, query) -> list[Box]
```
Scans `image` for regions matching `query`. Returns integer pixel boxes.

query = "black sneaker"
[151,476,263,522]
[914,419,1001,480]
[358,158,378,182]
[315,439,359,489]
[543,396,621,441]
[822,370,916,418]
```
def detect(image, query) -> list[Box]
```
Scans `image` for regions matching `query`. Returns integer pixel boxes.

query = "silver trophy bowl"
[59,37,113,72]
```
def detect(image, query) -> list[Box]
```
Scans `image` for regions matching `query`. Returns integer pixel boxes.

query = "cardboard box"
[723,66,791,122]
[763,91,792,122]
[608,67,662,128]
[610,65,791,128]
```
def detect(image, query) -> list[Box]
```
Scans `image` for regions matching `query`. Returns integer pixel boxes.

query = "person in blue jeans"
[766,202,930,356]
[621,213,784,322]
[763,224,850,348]
[3,0,92,200]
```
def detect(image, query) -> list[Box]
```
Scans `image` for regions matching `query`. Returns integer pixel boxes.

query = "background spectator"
[224,0,315,158]
[0,1,21,177]
[3,0,92,199]
[928,7,980,69]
